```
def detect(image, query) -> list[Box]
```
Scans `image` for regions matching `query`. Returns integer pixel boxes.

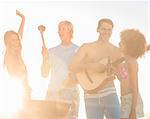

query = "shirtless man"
[69,18,121,119]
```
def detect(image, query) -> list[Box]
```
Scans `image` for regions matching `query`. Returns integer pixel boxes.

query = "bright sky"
[0,1,150,119]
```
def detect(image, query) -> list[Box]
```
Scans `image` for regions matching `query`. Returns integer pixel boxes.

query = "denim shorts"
[84,93,120,119]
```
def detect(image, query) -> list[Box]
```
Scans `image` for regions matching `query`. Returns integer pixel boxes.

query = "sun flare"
[0,76,24,118]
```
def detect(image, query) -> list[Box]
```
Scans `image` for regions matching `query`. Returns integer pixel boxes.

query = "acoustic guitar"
[76,57,125,93]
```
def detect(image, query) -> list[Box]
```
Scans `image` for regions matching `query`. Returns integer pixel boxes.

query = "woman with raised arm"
[3,10,31,103]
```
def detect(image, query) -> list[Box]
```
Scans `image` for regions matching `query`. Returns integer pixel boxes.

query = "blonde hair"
[58,20,73,34]
[121,29,146,58]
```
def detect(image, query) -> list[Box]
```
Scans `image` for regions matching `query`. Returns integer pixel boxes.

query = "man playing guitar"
[69,18,122,119]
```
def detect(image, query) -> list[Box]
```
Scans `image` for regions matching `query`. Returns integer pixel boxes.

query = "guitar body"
[76,71,107,93]
[76,57,125,93]
[76,58,109,93]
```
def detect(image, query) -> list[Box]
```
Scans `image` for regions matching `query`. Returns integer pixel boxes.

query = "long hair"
[4,30,19,48]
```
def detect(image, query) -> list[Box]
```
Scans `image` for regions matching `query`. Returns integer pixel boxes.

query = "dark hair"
[121,29,146,58]
[97,18,114,30]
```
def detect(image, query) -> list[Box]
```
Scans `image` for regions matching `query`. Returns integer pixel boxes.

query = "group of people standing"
[2,10,148,119]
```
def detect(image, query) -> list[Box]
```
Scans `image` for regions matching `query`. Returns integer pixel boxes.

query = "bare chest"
[86,46,116,62]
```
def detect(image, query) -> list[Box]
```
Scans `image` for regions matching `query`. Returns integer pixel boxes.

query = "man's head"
[58,20,73,42]
[97,18,113,42]
[120,29,146,58]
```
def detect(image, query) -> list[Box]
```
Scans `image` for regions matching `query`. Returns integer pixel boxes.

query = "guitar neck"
[112,57,125,66]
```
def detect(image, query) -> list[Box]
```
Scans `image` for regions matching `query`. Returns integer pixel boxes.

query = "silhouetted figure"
[3,10,31,104]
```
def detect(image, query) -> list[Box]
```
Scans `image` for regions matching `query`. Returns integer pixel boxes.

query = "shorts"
[59,87,79,119]
[46,87,79,119]
[120,93,144,118]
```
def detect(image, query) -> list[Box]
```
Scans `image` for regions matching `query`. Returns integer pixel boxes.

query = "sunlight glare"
[0,76,24,118]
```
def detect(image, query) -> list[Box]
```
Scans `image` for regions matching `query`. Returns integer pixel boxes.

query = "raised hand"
[16,10,25,19]
[38,25,46,33]
[16,10,25,39]
[38,25,46,47]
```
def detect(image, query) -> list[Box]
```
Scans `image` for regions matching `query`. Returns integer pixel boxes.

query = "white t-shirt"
[46,43,78,91]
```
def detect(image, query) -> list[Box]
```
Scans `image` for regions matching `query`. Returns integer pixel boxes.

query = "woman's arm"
[128,60,138,119]
[16,10,25,39]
